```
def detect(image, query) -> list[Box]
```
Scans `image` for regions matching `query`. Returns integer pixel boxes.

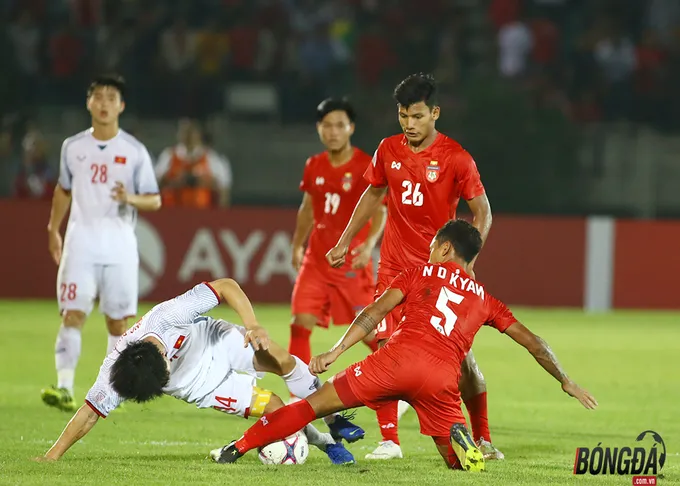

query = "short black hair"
[435,220,482,263]
[87,74,126,99]
[316,97,356,123]
[393,73,438,109]
[110,341,169,403]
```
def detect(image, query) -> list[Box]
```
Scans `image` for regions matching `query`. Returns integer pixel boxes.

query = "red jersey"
[300,148,372,268]
[365,133,485,273]
[386,262,517,364]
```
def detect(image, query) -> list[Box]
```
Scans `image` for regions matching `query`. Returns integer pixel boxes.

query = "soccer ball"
[258,431,308,465]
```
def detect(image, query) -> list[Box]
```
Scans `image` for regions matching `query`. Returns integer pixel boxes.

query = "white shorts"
[57,255,138,319]
[195,324,261,418]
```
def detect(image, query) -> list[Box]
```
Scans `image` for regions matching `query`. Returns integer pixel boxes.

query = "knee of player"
[63,310,87,328]
[110,341,169,403]
[105,316,128,336]
[291,314,316,331]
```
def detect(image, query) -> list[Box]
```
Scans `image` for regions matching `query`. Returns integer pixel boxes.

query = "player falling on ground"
[43,75,161,412]
[211,220,598,470]
[35,279,355,465]
[290,97,386,443]
[326,73,499,460]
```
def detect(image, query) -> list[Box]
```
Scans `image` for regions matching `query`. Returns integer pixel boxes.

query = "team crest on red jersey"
[342,172,353,192]
[426,161,440,182]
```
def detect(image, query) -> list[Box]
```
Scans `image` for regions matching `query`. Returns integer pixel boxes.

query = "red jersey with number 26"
[300,149,372,268]
[385,262,517,364]
[364,133,485,273]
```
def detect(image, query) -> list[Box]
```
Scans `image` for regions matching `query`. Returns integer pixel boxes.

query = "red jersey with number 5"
[364,133,485,273]
[385,262,517,364]
[300,149,372,268]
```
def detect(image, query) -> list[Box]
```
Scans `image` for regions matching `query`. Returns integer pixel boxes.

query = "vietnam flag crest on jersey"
[426,161,440,182]
[114,156,127,165]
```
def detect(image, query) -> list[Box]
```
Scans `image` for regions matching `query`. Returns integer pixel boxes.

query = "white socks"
[282,356,320,399]
[304,424,336,451]
[107,334,121,355]
[284,356,342,426]
[55,325,81,395]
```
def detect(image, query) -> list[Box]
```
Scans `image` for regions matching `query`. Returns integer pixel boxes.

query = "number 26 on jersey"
[401,180,423,207]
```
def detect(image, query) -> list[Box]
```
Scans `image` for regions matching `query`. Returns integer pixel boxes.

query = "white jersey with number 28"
[58,128,159,264]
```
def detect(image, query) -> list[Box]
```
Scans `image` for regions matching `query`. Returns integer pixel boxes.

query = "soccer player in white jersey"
[42,75,162,412]
[35,279,356,465]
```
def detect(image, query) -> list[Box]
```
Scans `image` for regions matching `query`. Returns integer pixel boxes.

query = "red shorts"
[334,342,465,437]
[374,268,404,340]
[291,262,375,328]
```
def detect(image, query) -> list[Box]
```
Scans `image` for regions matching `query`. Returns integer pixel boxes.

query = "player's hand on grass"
[309,350,340,375]
[562,381,598,410]
[350,242,373,269]
[292,245,305,271]
[326,245,348,268]
[110,181,128,203]
[31,455,56,463]
[244,326,270,351]
[47,229,63,265]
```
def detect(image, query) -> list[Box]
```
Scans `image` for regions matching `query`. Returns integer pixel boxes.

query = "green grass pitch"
[0,300,678,485]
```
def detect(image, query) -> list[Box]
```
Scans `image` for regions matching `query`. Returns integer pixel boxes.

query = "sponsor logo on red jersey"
[342,172,353,192]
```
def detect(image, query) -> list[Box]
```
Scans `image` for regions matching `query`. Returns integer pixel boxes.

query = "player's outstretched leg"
[211,381,354,464]
[243,387,354,465]
[449,423,485,472]
[255,342,365,443]
[42,311,85,412]
[254,341,364,444]
[460,351,503,460]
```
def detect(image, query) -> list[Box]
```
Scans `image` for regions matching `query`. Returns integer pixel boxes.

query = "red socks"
[376,401,400,444]
[433,436,462,469]
[464,391,490,443]
[235,400,317,453]
[288,324,312,364]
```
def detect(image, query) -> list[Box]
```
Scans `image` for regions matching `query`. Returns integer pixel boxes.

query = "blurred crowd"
[2,0,677,124]
[493,0,680,131]
[2,0,680,209]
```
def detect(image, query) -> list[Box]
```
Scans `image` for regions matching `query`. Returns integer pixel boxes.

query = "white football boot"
[365,440,403,460]
[477,438,505,460]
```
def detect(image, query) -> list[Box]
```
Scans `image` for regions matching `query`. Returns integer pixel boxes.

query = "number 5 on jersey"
[430,287,464,336]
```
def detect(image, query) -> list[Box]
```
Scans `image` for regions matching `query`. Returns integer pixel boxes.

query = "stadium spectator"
[497,14,534,79]
[155,119,232,209]
[12,127,55,200]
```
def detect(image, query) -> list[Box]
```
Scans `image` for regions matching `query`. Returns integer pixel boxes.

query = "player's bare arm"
[504,322,598,410]
[309,288,404,375]
[111,181,161,211]
[351,203,387,269]
[37,405,99,461]
[46,184,72,265]
[327,185,387,268]
[208,278,270,351]
[466,194,492,275]
[291,192,314,270]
